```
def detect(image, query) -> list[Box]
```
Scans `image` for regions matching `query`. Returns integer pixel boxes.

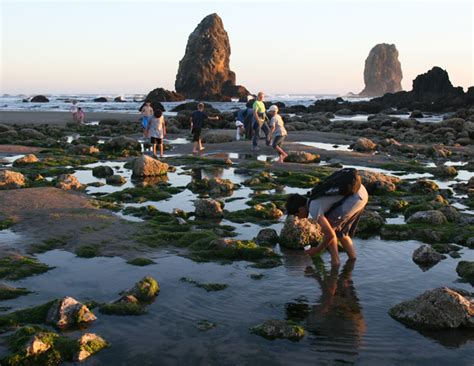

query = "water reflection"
[287,260,366,355]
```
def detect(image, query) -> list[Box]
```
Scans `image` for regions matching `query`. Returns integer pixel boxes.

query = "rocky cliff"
[359,44,403,97]
[175,13,249,101]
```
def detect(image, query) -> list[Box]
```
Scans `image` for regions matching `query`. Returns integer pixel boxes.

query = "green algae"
[225,203,283,224]
[0,218,14,230]
[28,238,67,254]
[0,255,53,280]
[380,223,474,245]
[456,261,474,284]
[0,301,55,330]
[100,185,182,203]
[75,245,101,258]
[0,285,31,301]
[126,258,156,266]
[99,302,146,316]
[180,277,228,292]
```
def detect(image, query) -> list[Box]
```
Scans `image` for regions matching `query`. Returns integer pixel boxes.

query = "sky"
[1,0,473,96]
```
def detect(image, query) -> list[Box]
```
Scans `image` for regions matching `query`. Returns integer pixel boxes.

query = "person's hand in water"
[305,247,320,257]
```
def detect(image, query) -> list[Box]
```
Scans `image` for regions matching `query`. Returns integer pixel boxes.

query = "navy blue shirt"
[191,111,208,129]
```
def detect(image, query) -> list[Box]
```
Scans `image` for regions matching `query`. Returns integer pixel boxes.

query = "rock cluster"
[279,215,323,249]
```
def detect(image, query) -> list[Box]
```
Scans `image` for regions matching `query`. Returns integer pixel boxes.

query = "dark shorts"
[325,185,368,238]
[150,137,162,145]
[272,135,285,149]
[192,128,202,142]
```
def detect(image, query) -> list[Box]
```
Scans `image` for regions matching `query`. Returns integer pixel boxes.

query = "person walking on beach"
[145,109,166,158]
[190,103,219,154]
[252,92,271,150]
[285,169,368,266]
[70,100,78,122]
[141,101,154,129]
[267,105,288,163]
[76,107,85,124]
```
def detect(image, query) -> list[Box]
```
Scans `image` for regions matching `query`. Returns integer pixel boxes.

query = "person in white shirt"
[70,100,78,122]
[145,109,166,158]
[267,105,288,163]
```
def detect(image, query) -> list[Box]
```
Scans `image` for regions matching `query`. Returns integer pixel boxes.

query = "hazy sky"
[1,0,472,95]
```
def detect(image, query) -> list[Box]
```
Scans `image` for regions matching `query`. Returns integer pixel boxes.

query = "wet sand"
[0,111,140,125]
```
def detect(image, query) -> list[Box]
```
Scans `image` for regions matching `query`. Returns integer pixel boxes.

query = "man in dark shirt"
[190,103,219,154]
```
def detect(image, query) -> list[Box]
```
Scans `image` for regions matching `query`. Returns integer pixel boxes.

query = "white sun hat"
[268,105,279,113]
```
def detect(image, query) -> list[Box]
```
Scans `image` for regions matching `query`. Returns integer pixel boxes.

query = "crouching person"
[285,168,368,266]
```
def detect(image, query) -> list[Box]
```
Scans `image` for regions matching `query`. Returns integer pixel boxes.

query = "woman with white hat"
[267,104,288,163]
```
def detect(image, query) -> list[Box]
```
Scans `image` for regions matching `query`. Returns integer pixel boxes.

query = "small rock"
[46,296,97,329]
[285,151,320,164]
[0,170,26,189]
[120,276,160,302]
[25,335,51,356]
[76,333,109,361]
[13,154,39,165]
[410,179,439,194]
[194,199,223,218]
[410,110,424,118]
[407,210,447,225]
[358,170,400,194]
[55,174,83,190]
[92,165,114,178]
[456,261,474,284]
[67,144,100,155]
[251,319,305,340]
[350,137,377,152]
[256,228,279,246]
[106,175,126,185]
[412,245,446,265]
[435,165,457,177]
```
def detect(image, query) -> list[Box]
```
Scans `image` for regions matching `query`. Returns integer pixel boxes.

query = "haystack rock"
[175,13,250,101]
[359,43,403,97]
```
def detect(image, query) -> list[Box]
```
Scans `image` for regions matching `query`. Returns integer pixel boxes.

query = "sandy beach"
[0,111,140,125]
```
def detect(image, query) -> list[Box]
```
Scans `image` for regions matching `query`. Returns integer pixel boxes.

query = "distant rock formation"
[359,44,403,97]
[31,95,49,103]
[144,88,185,103]
[175,13,250,101]
[411,66,464,101]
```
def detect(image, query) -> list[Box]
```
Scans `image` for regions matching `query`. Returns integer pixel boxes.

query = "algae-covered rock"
[456,261,474,284]
[412,245,446,266]
[358,170,399,194]
[356,210,385,237]
[20,128,46,140]
[92,165,114,178]
[407,210,447,225]
[187,177,235,196]
[67,144,100,156]
[121,276,160,302]
[55,174,84,190]
[0,255,52,280]
[0,170,26,190]
[250,319,305,341]
[195,198,224,218]
[0,283,31,300]
[351,137,377,152]
[410,179,439,194]
[105,174,126,185]
[126,258,156,266]
[285,151,320,164]
[435,165,457,177]
[279,216,323,249]
[46,296,97,329]
[131,155,169,177]
[256,228,279,246]
[439,205,460,223]
[180,277,228,292]
[13,154,39,166]
[76,333,109,361]
[103,136,141,156]
[389,287,474,329]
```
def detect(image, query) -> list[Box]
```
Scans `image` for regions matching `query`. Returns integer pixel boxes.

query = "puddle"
[299,141,351,151]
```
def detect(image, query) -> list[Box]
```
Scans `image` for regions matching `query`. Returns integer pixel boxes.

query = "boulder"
[143,87,185,102]
[359,170,400,194]
[435,165,457,177]
[255,228,279,246]
[350,137,377,152]
[358,43,403,97]
[31,95,49,102]
[389,287,474,329]
[285,151,320,164]
[356,210,385,236]
[439,205,460,222]
[46,296,97,329]
[188,177,235,196]
[194,198,223,218]
[92,166,114,178]
[425,145,452,158]
[410,179,439,194]
[20,128,46,140]
[25,335,51,356]
[55,174,84,190]
[93,97,108,102]
[407,210,447,225]
[279,215,323,249]
[412,245,446,265]
[13,154,39,165]
[76,333,109,362]
[114,96,126,102]
[456,261,474,284]
[0,170,26,189]
[175,13,249,100]
[106,174,126,185]
[131,155,169,177]
[410,110,423,118]
[250,319,305,341]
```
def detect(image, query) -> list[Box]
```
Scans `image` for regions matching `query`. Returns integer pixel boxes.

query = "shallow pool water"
[299,141,351,152]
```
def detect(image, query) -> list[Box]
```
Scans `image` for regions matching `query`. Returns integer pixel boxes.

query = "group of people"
[235,92,288,163]
[69,100,85,123]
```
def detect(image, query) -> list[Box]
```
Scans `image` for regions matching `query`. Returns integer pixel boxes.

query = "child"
[190,103,219,154]
[235,120,245,140]
[76,107,85,124]
[146,109,166,158]
[268,105,288,163]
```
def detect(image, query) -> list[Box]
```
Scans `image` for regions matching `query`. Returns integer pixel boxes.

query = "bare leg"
[275,146,288,162]
[199,139,204,151]
[306,215,340,266]
[193,141,198,153]
[159,143,164,158]
[340,235,357,260]
[152,144,157,157]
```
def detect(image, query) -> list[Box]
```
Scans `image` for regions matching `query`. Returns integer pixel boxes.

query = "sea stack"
[175,13,250,101]
[359,43,403,97]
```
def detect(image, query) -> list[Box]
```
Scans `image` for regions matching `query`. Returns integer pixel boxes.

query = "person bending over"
[285,169,368,266]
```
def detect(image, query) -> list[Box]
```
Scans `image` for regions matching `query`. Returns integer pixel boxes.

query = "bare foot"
[200,147,205,151]
[331,259,341,267]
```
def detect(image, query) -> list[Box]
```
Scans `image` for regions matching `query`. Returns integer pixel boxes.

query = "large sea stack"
[359,43,403,97]
[175,13,250,101]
